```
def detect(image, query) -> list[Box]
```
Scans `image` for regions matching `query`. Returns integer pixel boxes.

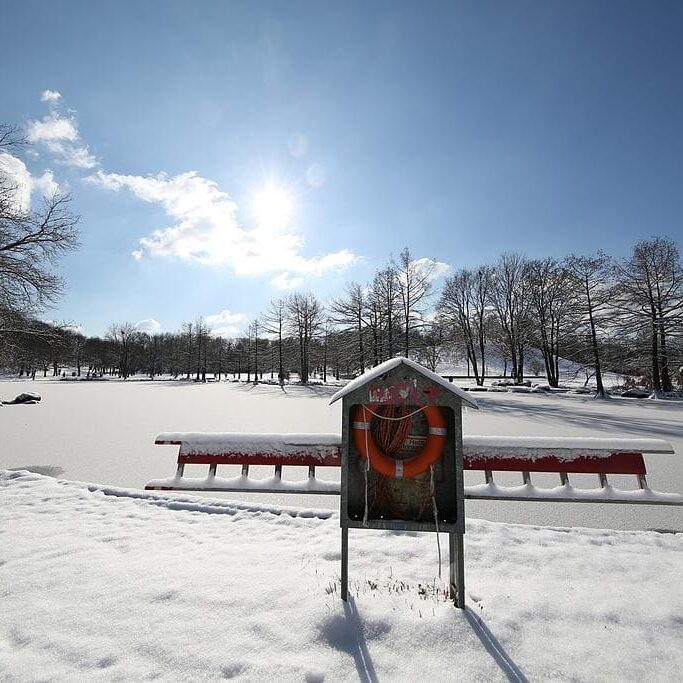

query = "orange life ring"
[352,403,447,479]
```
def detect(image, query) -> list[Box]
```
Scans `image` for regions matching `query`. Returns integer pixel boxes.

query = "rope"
[363,404,427,422]
[375,405,412,455]
[362,405,370,527]
[430,464,442,579]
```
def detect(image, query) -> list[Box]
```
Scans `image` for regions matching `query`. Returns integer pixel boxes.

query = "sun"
[250,183,294,229]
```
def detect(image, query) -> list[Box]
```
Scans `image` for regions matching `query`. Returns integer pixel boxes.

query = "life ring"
[352,403,447,479]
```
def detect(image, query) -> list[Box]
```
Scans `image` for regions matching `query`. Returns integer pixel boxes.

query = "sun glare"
[251,184,294,229]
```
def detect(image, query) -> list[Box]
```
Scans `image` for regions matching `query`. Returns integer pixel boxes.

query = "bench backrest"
[157,436,650,475]
[464,452,646,475]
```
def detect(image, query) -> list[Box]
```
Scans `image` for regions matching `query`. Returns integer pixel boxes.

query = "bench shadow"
[464,607,528,683]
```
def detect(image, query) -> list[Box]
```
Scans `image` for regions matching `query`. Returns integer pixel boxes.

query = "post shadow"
[342,597,379,683]
[464,607,529,683]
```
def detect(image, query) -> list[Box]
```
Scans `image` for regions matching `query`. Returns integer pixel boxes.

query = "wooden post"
[449,532,465,608]
[341,524,349,601]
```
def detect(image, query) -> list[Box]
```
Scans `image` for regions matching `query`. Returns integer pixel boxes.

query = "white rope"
[430,464,442,579]
[362,404,427,422]
[362,405,370,527]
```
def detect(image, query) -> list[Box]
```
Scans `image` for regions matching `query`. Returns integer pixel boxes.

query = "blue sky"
[1,1,682,337]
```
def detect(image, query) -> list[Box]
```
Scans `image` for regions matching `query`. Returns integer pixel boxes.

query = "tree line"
[2,242,682,395]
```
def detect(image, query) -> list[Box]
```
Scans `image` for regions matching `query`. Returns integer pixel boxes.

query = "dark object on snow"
[4,392,42,405]
[620,388,651,399]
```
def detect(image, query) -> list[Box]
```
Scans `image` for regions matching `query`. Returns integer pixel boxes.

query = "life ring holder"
[352,403,448,479]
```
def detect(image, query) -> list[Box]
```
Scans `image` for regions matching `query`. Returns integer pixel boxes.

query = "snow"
[145,473,342,495]
[3,469,683,681]
[156,432,341,459]
[466,482,683,504]
[329,357,479,409]
[463,435,674,457]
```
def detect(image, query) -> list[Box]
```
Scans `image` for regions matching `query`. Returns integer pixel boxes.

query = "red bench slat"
[463,452,646,475]
[174,451,645,475]
[178,452,342,467]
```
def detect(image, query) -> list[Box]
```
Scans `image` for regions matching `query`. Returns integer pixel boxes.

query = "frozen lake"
[2,377,682,531]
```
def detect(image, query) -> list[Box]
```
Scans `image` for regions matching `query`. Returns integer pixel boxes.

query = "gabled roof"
[329,356,479,409]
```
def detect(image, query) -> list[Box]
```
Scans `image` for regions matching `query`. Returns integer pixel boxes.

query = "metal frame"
[338,362,467,608]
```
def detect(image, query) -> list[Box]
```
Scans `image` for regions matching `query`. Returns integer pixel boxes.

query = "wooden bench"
[146,433,683,506]
[146,433,342,495]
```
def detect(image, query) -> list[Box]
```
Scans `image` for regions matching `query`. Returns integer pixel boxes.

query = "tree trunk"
[586,278,605,397]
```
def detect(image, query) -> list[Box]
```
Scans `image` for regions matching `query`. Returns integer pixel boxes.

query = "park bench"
[145,433,683,506]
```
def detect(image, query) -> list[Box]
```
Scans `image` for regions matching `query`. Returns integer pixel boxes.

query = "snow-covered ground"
[2,377,683,680]
[2,470,683,681]
[2,377,682,531]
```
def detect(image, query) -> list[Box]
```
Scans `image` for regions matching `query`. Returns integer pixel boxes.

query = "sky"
[1,0,682,338]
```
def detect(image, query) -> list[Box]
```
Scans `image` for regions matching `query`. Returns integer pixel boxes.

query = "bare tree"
[262,298,287,384]
[439,266,492,385]
[612,238,683,393]
[369,265,400,364]
[565,252,612,397]
[1,124,79,323]
[286,291,324,384]
[393,248,437,358]
[489,253,531,384]
[249,318,261,383]
[527,258,573,387]
[107,322,139,379]
[330,282,367,373]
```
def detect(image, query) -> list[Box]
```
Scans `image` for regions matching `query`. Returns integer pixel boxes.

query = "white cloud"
[270,273,304,290]
[131,250,144,261]
[26,94,97,169]
[27,114,78,143]
[0,152,32,211]
[60,144,97,169]
[32,169,59,198]
[205,309,246,326]
[205,309,247,338]
[135,319,162,334]
[0,153,61,210]
[86,169,358,281]
[412,257,450,281]
[41,89,62,103]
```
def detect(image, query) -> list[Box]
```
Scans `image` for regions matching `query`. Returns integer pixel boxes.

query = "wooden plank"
[463,452,646,475]
[177,452,342,467]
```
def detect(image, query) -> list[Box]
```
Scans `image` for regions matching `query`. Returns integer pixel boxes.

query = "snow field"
[2,470,683,681]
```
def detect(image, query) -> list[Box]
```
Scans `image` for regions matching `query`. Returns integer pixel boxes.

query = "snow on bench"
[147,433,342,495]
[145,433,683,505]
